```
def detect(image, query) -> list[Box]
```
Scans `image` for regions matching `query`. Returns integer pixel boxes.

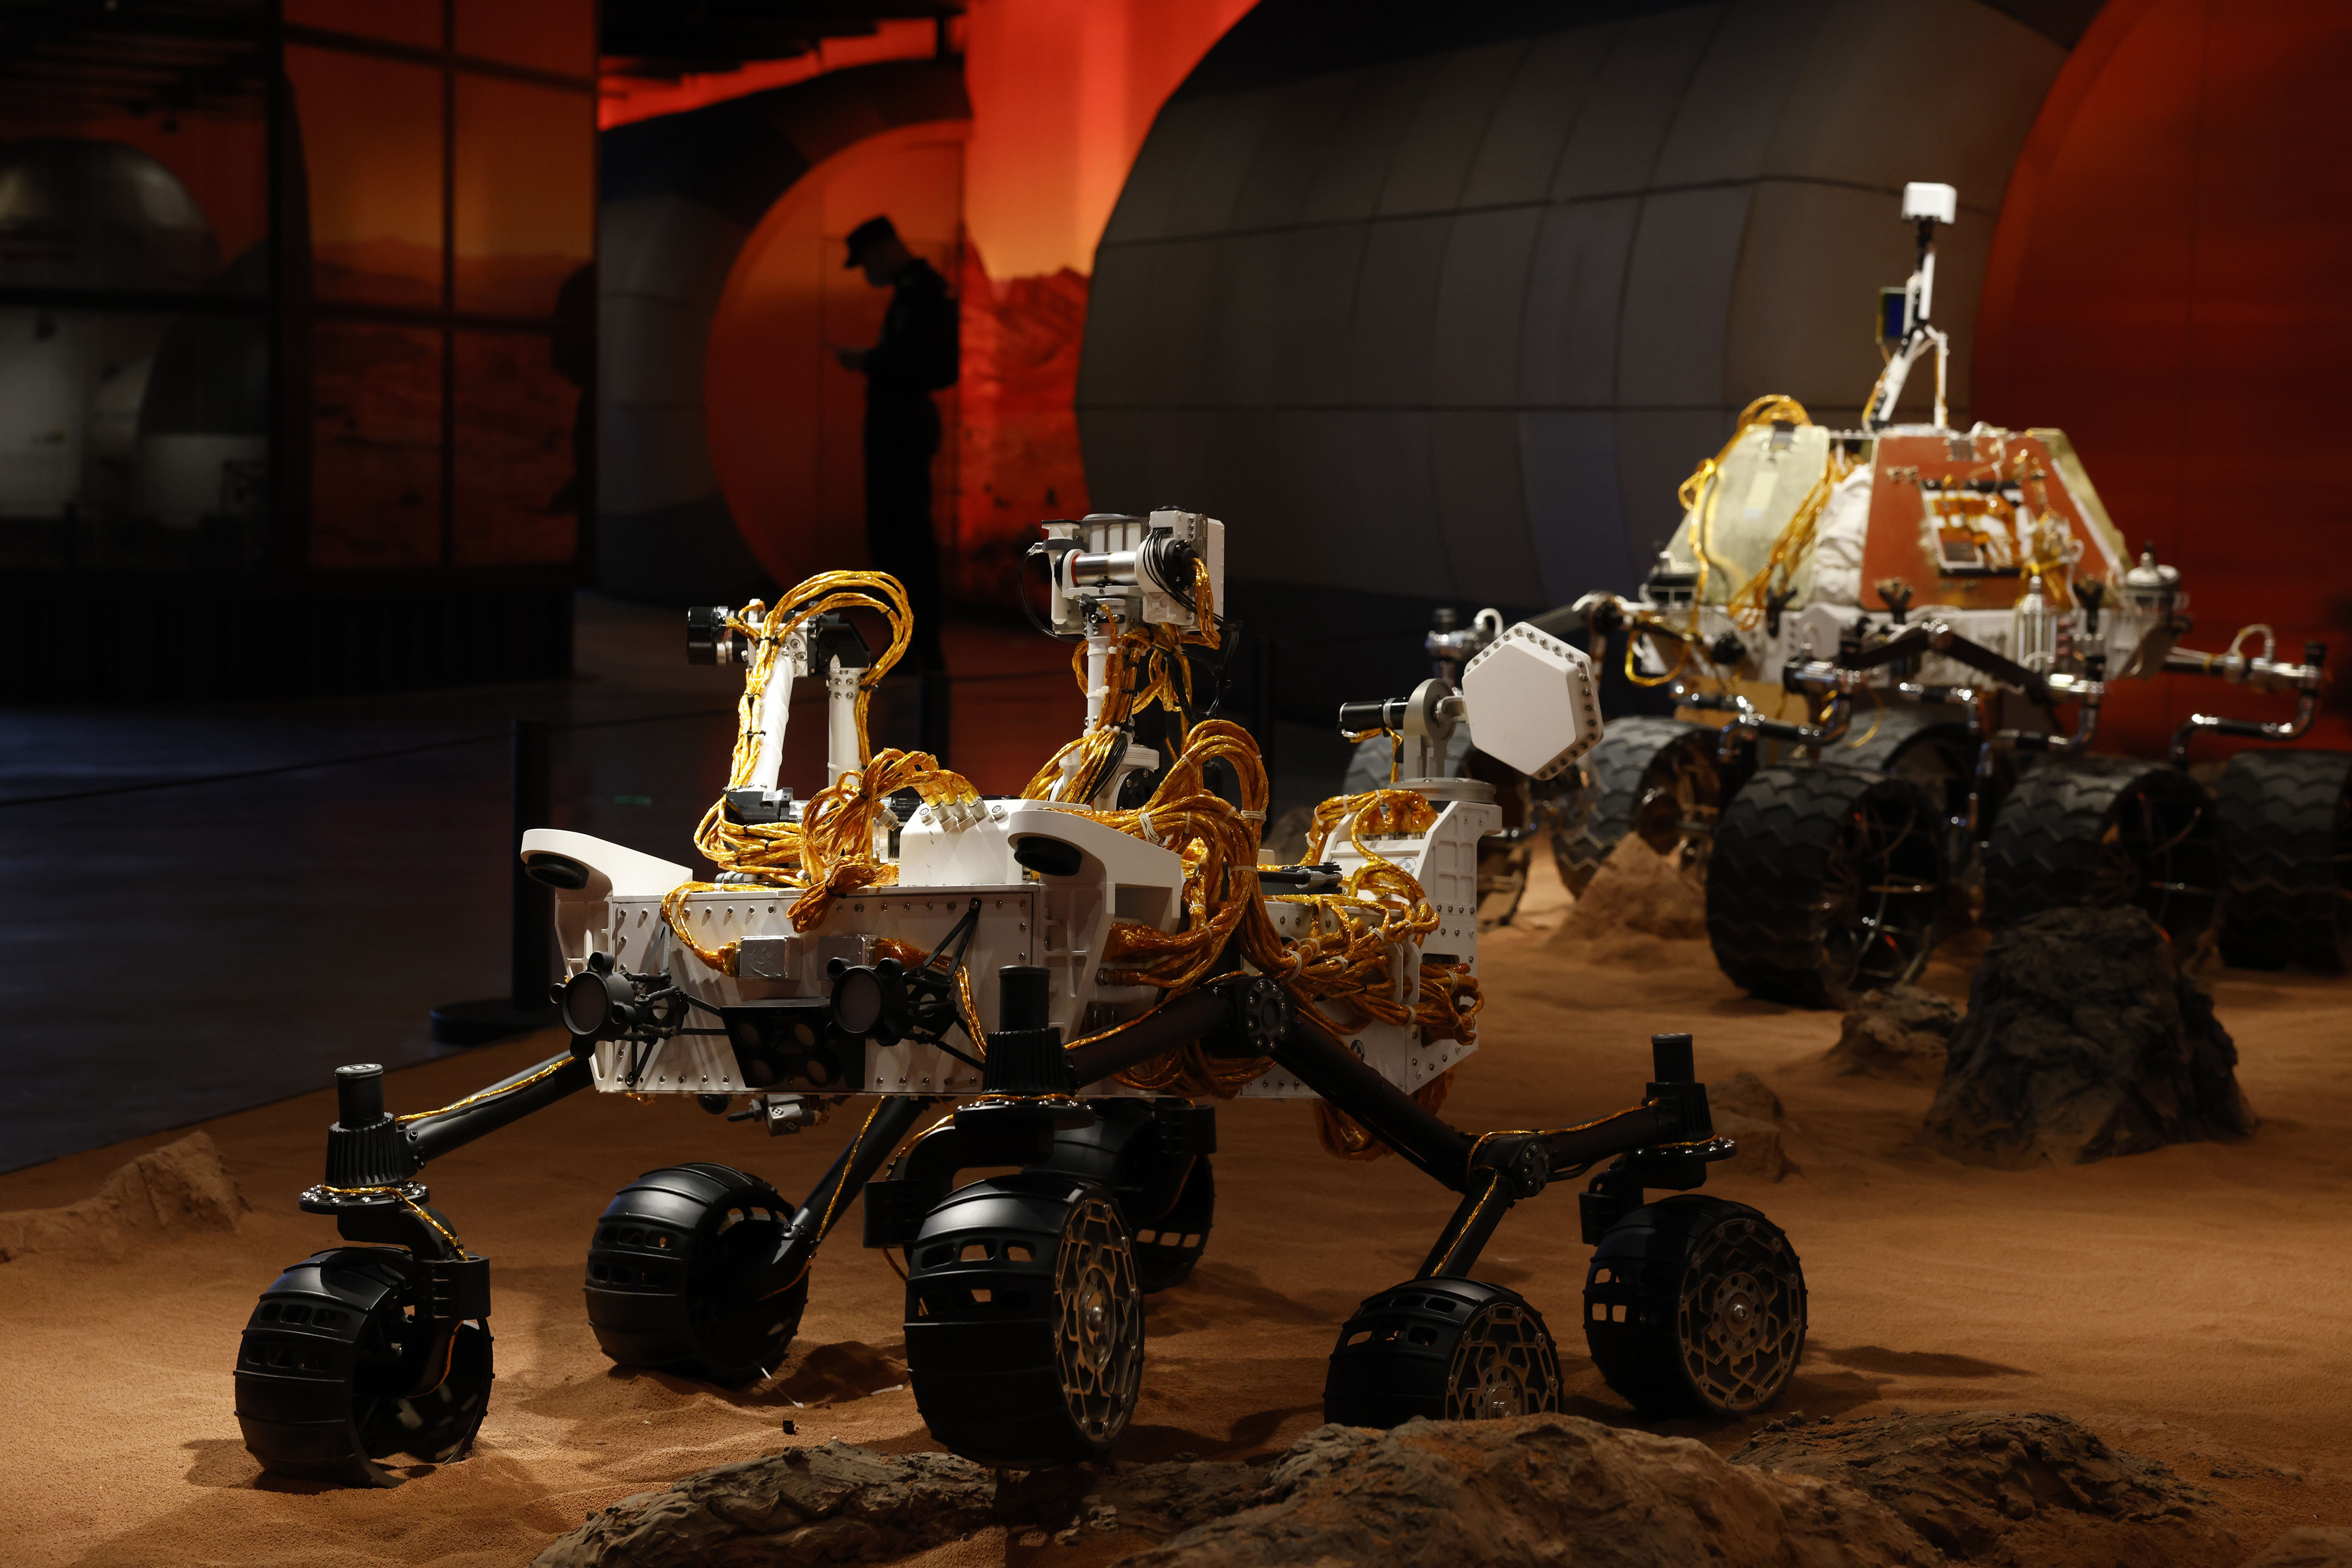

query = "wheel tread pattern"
[1705,765,1939,1008]
[2214,749,2352,971]
[1980,757,2217,944]
[1583,1197,1806,1418]
[1553,717,1719,894]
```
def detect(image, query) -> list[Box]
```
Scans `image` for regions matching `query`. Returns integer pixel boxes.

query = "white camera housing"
[1902,181,1958,225]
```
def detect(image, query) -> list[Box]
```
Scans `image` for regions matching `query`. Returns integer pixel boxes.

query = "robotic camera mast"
[1865,181,1959,430]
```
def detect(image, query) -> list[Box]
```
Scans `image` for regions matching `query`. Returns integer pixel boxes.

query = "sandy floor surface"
[6,862,2351,1566]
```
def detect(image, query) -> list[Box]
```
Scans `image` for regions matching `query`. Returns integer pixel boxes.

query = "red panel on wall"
[1975,0,2352,755]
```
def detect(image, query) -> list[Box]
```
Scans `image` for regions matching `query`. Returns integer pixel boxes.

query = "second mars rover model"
[1436,183,2340,1002]
[232,514,1806,1486]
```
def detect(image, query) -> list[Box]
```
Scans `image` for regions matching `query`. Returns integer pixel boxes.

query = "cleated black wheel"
[1132,1155,1214,1293]
[1552,716,1727,895]
[1829,701,1997,887]
[1981,757,2219,946]
[1323,1277,1563,1428]
[583,1164,807,1385]
[1026,1100,1214,1293]
[1584,1196,1805,1418]
[1707,765,1943,1008]
[903,1174,1144,1466]
[2214,749,2352,972]
[235,1247,493,1487]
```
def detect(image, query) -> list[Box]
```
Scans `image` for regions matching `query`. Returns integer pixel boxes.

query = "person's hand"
[830,342,868,371]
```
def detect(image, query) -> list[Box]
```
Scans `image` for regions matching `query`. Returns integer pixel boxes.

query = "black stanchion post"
[917,670,952,765]
[430,717,562,1045]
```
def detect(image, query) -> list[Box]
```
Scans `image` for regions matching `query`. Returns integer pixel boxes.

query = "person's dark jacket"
[863,258,958,405]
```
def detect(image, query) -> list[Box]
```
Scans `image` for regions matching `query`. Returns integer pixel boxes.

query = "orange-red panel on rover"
[1859,430,2131,615]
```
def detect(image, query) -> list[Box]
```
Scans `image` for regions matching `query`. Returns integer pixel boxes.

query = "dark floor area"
[0,596,1352,1172]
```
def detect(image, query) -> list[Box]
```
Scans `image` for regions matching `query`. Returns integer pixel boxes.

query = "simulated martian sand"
[5,858,2350,1566]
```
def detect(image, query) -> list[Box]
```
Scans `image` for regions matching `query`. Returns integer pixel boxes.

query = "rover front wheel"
[903,1175,1144,1466]
[1323,1277,1563,1428]
[583,1164,808,1385]
[1552,717,1726,895]
[1706,765,1944,1008]
[234,1247,493,1487]
[1584,1196,1805,1418]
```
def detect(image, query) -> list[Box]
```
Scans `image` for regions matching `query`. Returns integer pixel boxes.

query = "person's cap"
[844,215,898,269]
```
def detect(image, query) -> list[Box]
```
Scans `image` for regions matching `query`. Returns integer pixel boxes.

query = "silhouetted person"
[832,216,957,671]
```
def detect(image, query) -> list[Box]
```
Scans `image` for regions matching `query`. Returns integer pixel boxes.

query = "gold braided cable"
[954,964,986,1053]
[1312,1068,1456,1161]
[692,571,916,883]
[394,1057,574,1125]
[314,1184,466,1254]
[785,747,979,937]
[660,880,747,974]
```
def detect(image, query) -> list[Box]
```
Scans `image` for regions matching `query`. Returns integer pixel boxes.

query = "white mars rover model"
[232,513,1806,1486]
[1430,183,2340,1002]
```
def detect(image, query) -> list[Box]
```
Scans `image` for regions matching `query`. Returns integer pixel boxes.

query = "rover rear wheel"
[904,1175,1144,1466]
[1584,1197,1805,1418]
[1131,1154,1214,1292]
[1552,717,1726,895]
[2214,749,2352,972]
[1323,1277,1563,1428]
[582,1164,808,1385]
[1706,765,1943,1008]
[235,1247,493,1487]
[1981,757,2219,946]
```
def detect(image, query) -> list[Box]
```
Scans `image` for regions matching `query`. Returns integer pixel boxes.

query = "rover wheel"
[1323,1277,1562,1428]
[904,1174,1144,1466]
[1831,702,1994,882]
[583,1164,808,1385]
[1981,757,2219,946]
[1706,765,1943,1008]
[235,1247,493,1487]
[1553,717,1726,895]
[2215,749,2352,972]
[1027,1100,1213,1293]
[1132,1155,1214,1293]
[1584,1197,1806,1418]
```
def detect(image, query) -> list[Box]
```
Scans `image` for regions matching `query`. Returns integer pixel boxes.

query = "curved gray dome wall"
[1078,0,2081,610]
[599,62,968,604]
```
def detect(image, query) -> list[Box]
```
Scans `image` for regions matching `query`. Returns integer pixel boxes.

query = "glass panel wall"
[286,46,444,309]
[454,75,594,317]
[310,322,443,566]
[0,0,593,580]
[456,0,599,79]
[452,328,580,565]
[285,0,444,51]
[0,6,272,570]
[286,6,596,570]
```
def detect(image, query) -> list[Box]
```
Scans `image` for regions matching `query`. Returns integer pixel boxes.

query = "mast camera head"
[1901,182,1957,226]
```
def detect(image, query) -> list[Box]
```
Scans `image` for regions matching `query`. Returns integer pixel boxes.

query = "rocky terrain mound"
[1554,836,1707,952]
[1733,1409,2238,1566]
[1830,984,1963,1080]
[535,1407,2338,1567]
[1925,907,2257,1166]
[0,1132,247,1263]
[533,1415,1940,1568]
